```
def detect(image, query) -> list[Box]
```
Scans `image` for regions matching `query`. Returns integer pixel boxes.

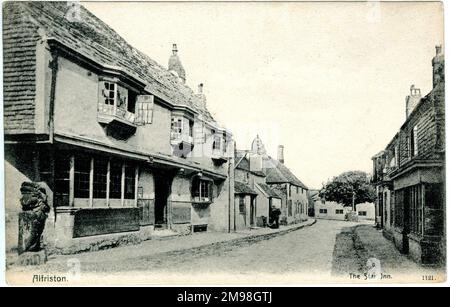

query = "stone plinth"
[18,211,46,254]
[17,250,47,266]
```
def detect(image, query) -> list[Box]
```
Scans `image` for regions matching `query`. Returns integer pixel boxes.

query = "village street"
[15,220,357,276]
[8,219,442,285]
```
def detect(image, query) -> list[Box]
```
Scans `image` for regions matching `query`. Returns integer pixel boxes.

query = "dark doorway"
[154,172,174,228]
[250,196,256,227]
[378,192,384,229]
[402,189,410,254]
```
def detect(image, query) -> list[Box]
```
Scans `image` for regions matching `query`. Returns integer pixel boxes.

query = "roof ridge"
[19,1,220,126]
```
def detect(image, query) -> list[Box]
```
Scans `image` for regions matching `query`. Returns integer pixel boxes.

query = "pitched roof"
[234,181,258,195]
[16,1,220,125]
[234,151,266,177]
[256,183,282,199]
[263,156,308,189]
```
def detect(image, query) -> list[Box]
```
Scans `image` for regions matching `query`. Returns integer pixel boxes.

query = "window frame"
[239,195,246,214]
[192,177,213,203]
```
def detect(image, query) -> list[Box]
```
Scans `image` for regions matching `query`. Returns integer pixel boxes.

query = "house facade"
[4,2,235,254]
[355,202,375,220]
[313,199,351,221]
[245,136,309,225]
[371,46,445,265]
[234,150,282,229]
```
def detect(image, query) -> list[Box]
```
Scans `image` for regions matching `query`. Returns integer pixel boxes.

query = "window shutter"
[135,95,154,125]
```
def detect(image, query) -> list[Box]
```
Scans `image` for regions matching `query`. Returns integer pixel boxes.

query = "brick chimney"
[196,83,207,107]
[432,44,444,88]
[277,145,284,164]
[405,84,421,118]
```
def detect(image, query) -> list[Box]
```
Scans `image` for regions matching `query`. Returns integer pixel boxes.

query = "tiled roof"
[3,2,41,133]
[256,183,282,198]
[234,151,266,177]
[234,181,258,195]
[16,1,219,124]
[263,156,308,189]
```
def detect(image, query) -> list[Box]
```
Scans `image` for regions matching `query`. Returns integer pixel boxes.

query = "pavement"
[332,224,446,283]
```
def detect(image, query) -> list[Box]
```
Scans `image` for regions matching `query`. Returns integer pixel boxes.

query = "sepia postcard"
[1,0,447,288]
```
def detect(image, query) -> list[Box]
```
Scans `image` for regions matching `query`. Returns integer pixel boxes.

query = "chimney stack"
[172,43,178,55]
[168,43,186,83]
[196,83,206,107]
[436,45,442,56]
[277,145,285,164]
[405,84,422,118]
[432,44,444,88]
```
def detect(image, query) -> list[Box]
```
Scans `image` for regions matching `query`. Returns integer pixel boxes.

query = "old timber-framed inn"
[4,2,235,254]
[371,46,445,265]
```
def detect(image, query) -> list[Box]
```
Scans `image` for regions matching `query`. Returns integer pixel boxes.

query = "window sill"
[192,200,212,205]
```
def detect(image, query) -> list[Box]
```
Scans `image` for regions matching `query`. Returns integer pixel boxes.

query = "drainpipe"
[47,47,59,225]
[228,158,230,233]
[48,48,59,144]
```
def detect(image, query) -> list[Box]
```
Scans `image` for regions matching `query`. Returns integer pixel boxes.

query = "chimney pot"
[436,45,442,55]
[277,145,285,164]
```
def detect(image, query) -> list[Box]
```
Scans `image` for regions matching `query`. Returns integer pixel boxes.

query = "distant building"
[234,150,282,229]
[311,190,374,221]
[355,202,375,220]
[236,136,309,226]
[371,46,445,265]
[314,200,351,221]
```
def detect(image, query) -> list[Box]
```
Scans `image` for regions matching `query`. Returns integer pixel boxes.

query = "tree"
[319,171,376,207]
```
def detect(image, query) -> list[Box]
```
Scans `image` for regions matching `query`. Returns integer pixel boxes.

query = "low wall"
[72,207,140,238]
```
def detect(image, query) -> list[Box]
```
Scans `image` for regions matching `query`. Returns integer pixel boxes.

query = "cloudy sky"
[84,1,443,189]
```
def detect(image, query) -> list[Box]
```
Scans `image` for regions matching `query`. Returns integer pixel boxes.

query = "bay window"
[54,152,138,207]
[171,116,193,143]
[98,81,138,125]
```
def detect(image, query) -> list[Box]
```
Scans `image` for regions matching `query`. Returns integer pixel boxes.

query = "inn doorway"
[154,172,174,229]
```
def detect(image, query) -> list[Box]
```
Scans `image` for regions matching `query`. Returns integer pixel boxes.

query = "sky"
[83,1,443,189]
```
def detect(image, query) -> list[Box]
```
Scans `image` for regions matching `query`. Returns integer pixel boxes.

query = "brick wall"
[3,2,40,134]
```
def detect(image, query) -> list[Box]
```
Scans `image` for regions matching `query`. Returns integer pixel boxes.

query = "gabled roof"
[256,183,282,199]
[15,1,220,125]
[263,156,308,189]
[234,181,258,195]
[234,151,266,177]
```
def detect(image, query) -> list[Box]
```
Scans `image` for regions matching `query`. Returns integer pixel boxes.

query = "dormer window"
[98,81,138,135]
[98,79,153,137]
[170,115,194,157]
[212,133,221,150]
[100,81,137,116]
[211,129,227,164]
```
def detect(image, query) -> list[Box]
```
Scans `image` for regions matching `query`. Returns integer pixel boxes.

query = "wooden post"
[134,165,139,207]
[89,157,94,207]
[69,155,75,207]
[106,159,110,207]
[121,163,125,207]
